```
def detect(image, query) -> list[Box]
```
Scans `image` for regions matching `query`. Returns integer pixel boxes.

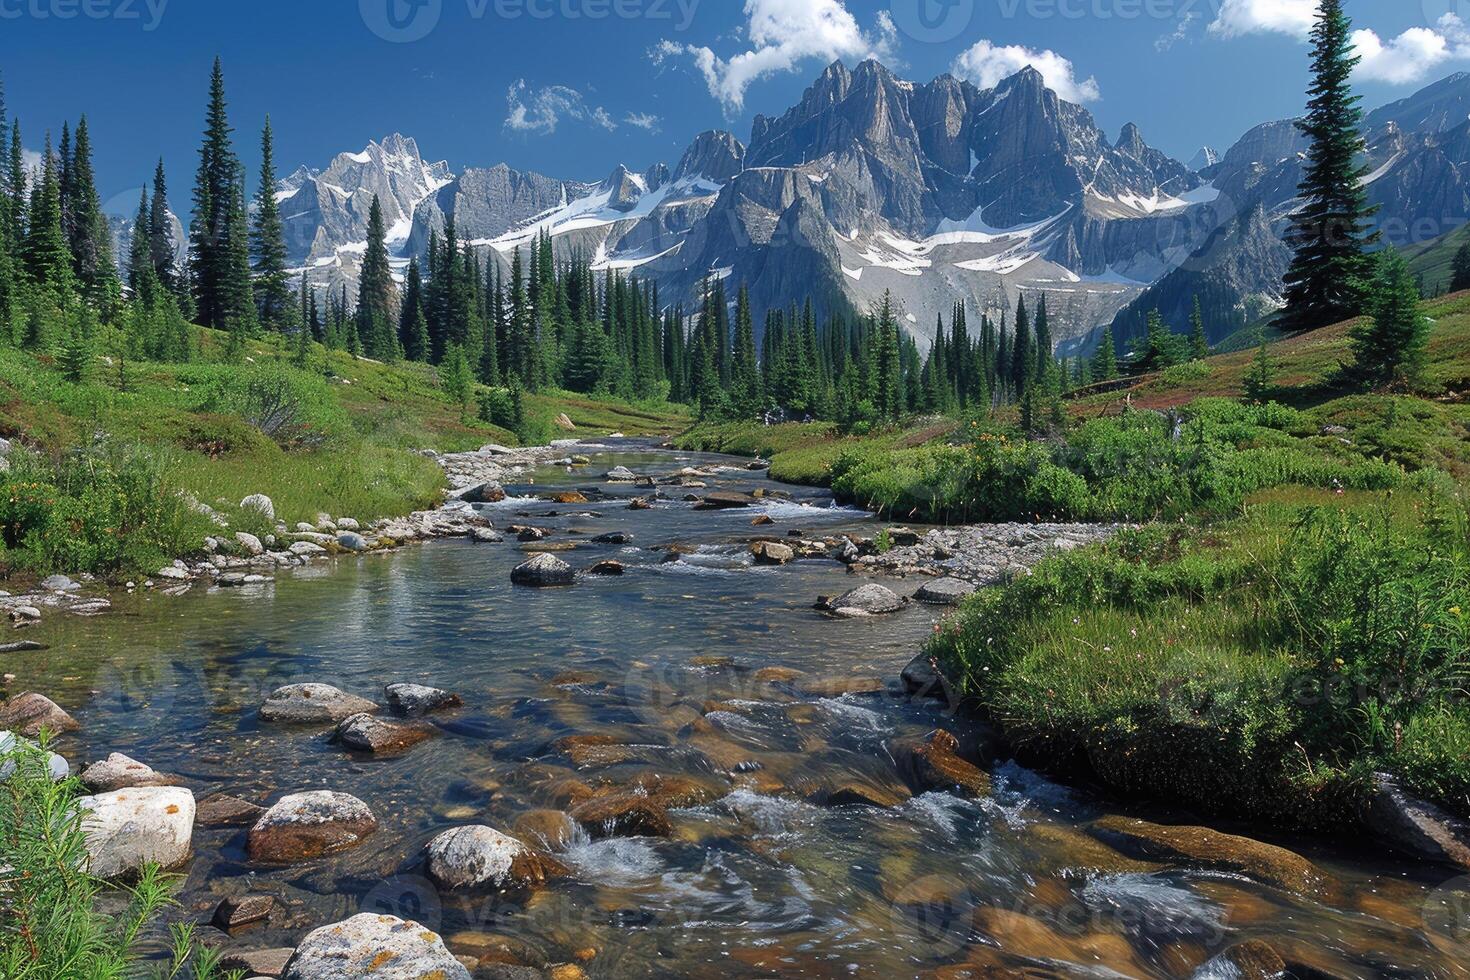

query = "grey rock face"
[675,130,746,183]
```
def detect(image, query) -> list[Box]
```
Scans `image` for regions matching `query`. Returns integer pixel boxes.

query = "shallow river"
[11,444,1470,978]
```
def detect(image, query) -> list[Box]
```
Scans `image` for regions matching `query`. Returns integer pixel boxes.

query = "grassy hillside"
[1404,222,1470,296]
[0,328,688,579]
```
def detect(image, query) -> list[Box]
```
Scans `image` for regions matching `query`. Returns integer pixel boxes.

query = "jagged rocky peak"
[1367,71,1470,135]
[1116,123,1147,159]
[1188,146,1221,172]
[675,130,746,183]
[601,164,647,210]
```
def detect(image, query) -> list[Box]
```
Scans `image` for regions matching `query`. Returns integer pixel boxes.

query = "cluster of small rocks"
[431,439,598,494]
[845,523,1126,585]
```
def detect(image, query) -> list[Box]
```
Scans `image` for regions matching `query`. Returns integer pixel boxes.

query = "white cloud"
[951,40,1101,103]
[21,148,42,179]
[1352,26,1450,84]
[1208,0,1317,41]
[1155,11,1197,53]
[624,111,662,132]
[504,81,617,136]
[1210,3,1470,86]
[654,0,896,113]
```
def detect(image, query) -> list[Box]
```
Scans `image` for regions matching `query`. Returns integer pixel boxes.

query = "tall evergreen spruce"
[356,194,398,359]
[220,169,258,344]
[251,116,292,331]
[148,159,183,302]
[190,57,244,332]
[63,116,117,310]
[1092,327,1118,381]
[399,256,431,362]
[24,138,74,296]
[127,188,156,303]
[1279,0,1377,332]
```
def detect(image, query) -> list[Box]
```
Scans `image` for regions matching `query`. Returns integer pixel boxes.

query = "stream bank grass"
[929,485,1470,828]
[0,329,688,578]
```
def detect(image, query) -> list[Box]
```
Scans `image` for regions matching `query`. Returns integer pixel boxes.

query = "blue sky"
[1,0,1466,214]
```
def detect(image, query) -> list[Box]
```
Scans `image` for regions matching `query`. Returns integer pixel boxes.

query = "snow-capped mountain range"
[167,62,1470,351]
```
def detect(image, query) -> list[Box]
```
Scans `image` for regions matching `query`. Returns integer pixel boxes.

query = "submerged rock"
[891,730,991,797]
[213,893,275,931]
[197,793,266,827]
[1089,816,1324,895]
[588,560,626,576]
[248,791,378,863]
[424,825,568,891]
[78,786,196,878]
[259,684,378,725]
[569,791,673,838]
[697,491,755,509]
[0,692,80,737]
[459,482,507,504]
[511,553,575,587]
[604,466,638,482]
[332,713,435,755]
[1191,940,1286,979]
[384,683,462,718]
[282,914,469,980]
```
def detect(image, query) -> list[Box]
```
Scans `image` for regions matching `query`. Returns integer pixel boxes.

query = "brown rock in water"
[1366,773,1470,871]
[213,894,274,931]
[247,791,378,863]
[197,794,266,827]
[751,514,775,526]
[514,809,577,850]
[696,491,755,510]
[332,713,435,755]
[569,791,673,838]
[753,666,804,683]
[891,730,991,797]
[628,497,653,510]
[0,692,80,737]
[629,772,727,809]
[796,675,885,697]
[749,540,794,565]
[972,907,1148,976]
[813,780,912,809]
[1192,940,1287,980]
[545,491,589,504]
[588,560,625,576]
[1089,816,1324,895]
[219,947,294,977]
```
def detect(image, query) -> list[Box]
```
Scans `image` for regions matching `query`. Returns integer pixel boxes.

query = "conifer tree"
[1451,242,1470,293]
[399,256,431,362]
[1011,296,1032,397]
[1348,249,1430,388]
[64,116,116,310]
[24,138,74,294]
[729,284,761,417]
[191,57,242,331]
[1243,329,1274,403]
[1279,0,1377,332]
[1092,326,1118,380]
[874,292,902,421]
[1033,294,1052,382]
[1189,295,1210,359]
[219,169,258,346]
[356,194,398,359]
[149,159,181,299]
[127,188,157,304]
[251,116,292,331]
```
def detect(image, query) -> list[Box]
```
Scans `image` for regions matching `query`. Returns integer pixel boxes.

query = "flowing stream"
[9,444,1470,978]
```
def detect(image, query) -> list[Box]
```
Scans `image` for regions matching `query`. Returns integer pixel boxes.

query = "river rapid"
[9,442,1470,978]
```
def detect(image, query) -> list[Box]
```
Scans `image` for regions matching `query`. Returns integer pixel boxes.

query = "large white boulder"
[77,786,195,879]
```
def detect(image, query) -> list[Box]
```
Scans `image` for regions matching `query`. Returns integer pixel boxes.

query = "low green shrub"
[0,441,211,577]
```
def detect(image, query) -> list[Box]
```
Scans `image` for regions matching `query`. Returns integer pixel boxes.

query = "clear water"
[11,445,1470,978]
